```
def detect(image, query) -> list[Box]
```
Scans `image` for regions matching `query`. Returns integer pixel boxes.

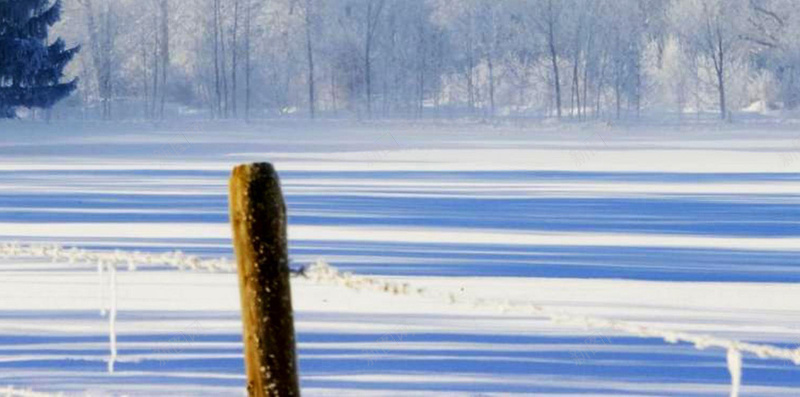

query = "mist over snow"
[2,0,800,396]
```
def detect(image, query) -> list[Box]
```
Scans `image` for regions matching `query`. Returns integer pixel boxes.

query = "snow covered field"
[1,118,799,395]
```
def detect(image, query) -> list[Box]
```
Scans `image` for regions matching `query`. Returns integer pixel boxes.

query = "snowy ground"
[0,118,799,395]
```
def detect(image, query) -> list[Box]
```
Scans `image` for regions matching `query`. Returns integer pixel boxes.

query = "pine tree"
[0,0,79,118]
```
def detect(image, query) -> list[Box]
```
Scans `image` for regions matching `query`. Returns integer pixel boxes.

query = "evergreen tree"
[0,0,78,118]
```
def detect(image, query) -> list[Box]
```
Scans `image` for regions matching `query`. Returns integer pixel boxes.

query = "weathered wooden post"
[229,163,300,397]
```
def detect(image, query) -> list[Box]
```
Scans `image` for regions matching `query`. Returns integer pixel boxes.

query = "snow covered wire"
[4,242,800,366]
[107,263,118,374]
[2,386,64,397]
[728,348,742,397]
[3,242,799,394]
[304,260,800,362]
[97,260,106,316]
[300,259,799,396]
[0,242,235,273]
[93,258,117,374]
[0,242,314,276]
[328,260,800,361]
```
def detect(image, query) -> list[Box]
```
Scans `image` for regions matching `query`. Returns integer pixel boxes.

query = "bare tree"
[213,0,222,117]
[231,0,239,118]
[364,0,387,118]
[527,0,564,119]
[477,0,500,118]
[671,0,746,119]
[244,0,252,120]
[219,1,229,118]
[294,0,317,118]
[79,0,116,119]
[157,1,169,119]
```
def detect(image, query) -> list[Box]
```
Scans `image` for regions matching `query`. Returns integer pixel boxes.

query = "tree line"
[51,0,800,121]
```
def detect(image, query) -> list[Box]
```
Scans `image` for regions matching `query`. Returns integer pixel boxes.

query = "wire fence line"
[0,242,235,273]
[2,386,64,397]
[3,242,800,396]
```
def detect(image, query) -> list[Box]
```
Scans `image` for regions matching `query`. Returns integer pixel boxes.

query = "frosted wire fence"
[1,385,64,397]
[4,242,800,397]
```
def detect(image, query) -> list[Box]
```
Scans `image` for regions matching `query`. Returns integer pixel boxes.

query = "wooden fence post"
[229,163,300,397]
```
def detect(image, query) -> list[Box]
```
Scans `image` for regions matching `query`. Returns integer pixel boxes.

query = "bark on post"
[229,163,300,397]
